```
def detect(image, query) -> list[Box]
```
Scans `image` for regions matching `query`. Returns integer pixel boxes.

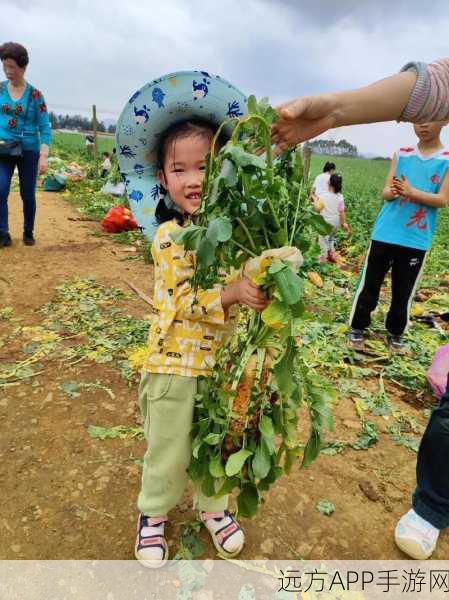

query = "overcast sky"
[2,0,448,155]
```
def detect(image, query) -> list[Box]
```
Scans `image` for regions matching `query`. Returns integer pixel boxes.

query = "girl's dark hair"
[155,119,223,225]
[329,173,342,194]
[155,197,185,226]
[323,161,336,173]
[0,42,29,68]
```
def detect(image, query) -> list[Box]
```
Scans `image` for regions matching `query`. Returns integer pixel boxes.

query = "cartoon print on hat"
[116,70,247,240]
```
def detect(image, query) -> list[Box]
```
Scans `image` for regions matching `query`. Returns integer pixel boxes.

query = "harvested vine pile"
[172,97,337,517]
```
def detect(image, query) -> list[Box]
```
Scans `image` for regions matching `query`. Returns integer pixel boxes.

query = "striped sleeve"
[399,58,449,123]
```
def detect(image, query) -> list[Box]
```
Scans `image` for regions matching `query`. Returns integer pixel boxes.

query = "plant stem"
[262,224,270,247]
[289,179,304,246]
[236,218,258,253]
[230,115,281,232]
[230,238,257,257]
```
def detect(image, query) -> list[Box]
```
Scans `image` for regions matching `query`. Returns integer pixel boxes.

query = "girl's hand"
[222,277,268,312]
[342,222,351,236]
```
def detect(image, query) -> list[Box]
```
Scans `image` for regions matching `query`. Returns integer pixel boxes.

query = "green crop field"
[52,131,115,155]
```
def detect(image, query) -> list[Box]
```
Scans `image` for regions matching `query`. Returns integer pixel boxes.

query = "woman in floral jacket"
[0,41,52,247]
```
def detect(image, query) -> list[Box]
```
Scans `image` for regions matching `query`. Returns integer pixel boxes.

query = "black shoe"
[347,328,365,349]
[23,230,35,246]
[387,334,405,353]
[0,232,12,247]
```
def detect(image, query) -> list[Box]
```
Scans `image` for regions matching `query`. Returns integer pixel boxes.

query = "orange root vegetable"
[230,353,258,434]
[308,271,324,288]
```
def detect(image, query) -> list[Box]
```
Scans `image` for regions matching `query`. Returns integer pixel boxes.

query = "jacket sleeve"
[152,222,226,325]
[400,58,449,123]
[32,90,52,146]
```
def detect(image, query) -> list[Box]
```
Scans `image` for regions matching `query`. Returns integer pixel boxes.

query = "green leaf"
[259,416,276,454]
[201,472,216,497]
[316,499,335,516]
[203,432,221,445]
[301,428,321,468]
[215,476,240,497]
[209,455,225,478]
[267,259,286,275]
[273,338,296,395]
[261,300,290,330]
[237,483,259,518]
[220,159,238,188]
[59,381,81,397]
[273,266,303,305]
[306,212,333,235]
[252,440,271,480]
[207,217,233,244]
[309,386,335,431]
[258,465,283,491]
[170,225,204,250]
[225,448,253,477]
[247,95,258,115]
[225,145,266,170]
[179,529,205,559]
[197,236,216,267]
[351,420,378,450]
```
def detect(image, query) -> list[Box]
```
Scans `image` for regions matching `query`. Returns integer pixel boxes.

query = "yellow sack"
[243,246,303,284]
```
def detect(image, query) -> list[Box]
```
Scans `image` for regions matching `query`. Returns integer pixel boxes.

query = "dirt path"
[0,191,447,560]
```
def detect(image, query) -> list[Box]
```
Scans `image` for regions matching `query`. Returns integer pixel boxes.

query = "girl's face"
[158,133,210,215]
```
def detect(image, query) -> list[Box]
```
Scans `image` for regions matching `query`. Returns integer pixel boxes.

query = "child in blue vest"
[348,121,449,351]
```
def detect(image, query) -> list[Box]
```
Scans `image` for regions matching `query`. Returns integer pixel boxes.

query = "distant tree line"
[305,138,358,157]
[49,112,116,134]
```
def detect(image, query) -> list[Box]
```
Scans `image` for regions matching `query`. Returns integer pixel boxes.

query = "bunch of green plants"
[172,97,336,517]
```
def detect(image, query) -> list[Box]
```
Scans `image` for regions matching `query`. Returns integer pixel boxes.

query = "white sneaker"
[200,510,245,558]
[135,514,168,568]
[395,508,439,560]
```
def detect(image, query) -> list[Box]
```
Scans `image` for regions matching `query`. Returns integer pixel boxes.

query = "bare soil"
[0,191,447,560]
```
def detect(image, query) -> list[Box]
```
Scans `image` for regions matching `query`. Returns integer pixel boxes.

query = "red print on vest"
[430,174,441,184]
[406,208,428,230]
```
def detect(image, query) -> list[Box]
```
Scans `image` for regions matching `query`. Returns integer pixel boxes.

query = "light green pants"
[137,371,228,516]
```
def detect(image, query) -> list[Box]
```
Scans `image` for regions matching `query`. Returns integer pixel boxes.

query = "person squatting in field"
[313,173,351,263]
[347,121,449,352]
[0,41,51,248]
[134,119,270,568]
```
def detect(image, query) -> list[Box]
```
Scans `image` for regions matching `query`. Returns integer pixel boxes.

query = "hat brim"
[116,71,248,239]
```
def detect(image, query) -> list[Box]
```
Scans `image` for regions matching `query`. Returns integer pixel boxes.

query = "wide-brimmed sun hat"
[116,70,248,239]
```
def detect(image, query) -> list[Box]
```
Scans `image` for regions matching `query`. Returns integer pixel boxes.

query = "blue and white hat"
[116,70,248,239]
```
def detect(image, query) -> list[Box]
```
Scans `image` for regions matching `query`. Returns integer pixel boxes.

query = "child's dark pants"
[350,240,426,336]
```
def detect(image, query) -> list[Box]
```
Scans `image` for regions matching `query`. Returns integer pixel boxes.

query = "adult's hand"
[271,71,417,156]
[38,154,48,175]
[271,94,338,156]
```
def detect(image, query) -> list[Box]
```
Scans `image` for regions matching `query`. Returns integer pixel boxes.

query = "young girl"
[314,173,350,262]
[135,120,268,568]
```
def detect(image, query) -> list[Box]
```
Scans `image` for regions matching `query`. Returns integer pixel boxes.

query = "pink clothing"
[400,58,449,122]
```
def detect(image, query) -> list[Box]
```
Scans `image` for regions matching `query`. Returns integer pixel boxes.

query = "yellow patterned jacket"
[143,219,236,377]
